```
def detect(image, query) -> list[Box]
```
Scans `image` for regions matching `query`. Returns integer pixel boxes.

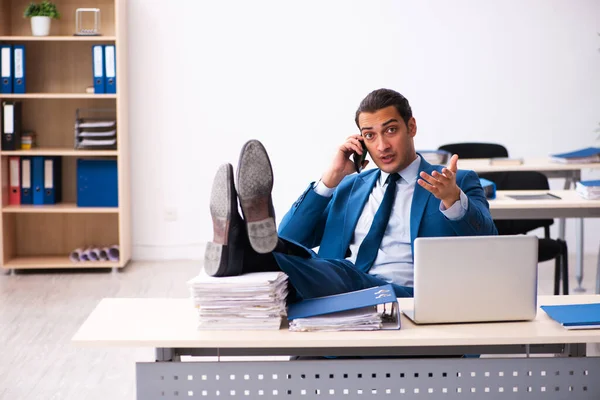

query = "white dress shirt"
[314,155,468,287]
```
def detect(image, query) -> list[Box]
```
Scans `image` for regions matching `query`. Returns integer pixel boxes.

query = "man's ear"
[408,117,417,137]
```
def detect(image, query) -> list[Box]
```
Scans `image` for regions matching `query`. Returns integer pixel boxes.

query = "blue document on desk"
[287,284,400,330]
[479,178,496,199]
[541,303,600,330]
[551,147,600,164]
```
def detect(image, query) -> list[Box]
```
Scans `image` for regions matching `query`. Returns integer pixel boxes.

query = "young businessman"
[205,88,498,301]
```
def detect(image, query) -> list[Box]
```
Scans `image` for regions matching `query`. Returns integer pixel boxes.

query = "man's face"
[357,105,417,174]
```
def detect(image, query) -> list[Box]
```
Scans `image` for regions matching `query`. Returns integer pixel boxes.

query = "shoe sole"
[205,164,235,276]
[237,140,278,253]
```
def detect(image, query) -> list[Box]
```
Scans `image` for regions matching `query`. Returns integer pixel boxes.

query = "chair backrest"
[438,142,509,159]
[479,171,554,235]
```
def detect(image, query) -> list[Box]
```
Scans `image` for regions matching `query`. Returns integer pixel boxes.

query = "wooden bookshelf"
[0,0,130,270]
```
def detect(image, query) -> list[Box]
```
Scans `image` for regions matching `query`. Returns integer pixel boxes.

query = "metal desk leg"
[596,241,600,294]
[568,171,586,292]
[575,218,586,292]
[557,173,573,240]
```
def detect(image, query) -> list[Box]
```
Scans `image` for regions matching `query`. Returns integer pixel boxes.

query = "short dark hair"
[355,88,413,128]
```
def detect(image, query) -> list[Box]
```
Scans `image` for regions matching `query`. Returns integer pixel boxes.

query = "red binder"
[9,156,20,205]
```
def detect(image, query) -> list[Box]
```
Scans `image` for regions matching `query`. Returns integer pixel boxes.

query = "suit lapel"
[410,157,436,244]
[341,170,380,254]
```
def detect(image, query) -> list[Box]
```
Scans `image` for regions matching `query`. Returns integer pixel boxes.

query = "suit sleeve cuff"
[440,189,468,220]
[312,179,336,198]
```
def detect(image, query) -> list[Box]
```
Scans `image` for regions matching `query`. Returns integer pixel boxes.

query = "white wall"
[127,0,600,260]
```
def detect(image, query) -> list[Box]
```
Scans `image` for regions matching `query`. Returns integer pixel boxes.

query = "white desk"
[489,190,600,294]
[73,296,600,399]
[489,190,600,220]
[458,157,600,183]
[461,158,600,293]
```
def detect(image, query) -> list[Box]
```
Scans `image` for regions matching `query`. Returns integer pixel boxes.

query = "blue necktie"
[354,172,401,273]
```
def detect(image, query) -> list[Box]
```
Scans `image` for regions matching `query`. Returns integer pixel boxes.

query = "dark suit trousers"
[246,238,414,302]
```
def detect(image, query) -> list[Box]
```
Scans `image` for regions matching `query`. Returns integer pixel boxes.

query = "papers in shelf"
[576,180,600,200]
[187,271,289,330]
[78,120,116,129]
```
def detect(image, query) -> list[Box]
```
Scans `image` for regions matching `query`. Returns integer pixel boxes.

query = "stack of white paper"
[576,180,600,200]
[289,306,383,332]
[187,271,289,330]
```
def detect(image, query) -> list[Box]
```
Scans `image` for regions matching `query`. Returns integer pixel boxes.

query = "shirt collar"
[379,154,421,186]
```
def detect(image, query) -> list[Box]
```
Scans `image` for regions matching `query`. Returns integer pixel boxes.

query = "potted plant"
[23,1,61,37]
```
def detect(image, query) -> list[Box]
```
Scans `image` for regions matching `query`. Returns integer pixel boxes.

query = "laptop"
[403,235,538,324]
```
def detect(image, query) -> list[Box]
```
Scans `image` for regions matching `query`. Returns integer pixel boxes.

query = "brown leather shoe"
[204,163,245,276]
[236,139,278,254]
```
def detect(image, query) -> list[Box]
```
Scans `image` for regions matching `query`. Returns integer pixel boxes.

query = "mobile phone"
[352,140,367,173]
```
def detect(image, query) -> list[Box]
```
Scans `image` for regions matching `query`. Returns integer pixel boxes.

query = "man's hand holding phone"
[321,134,369,188]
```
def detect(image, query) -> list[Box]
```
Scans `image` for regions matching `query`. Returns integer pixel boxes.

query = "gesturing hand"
[417,154,461,209]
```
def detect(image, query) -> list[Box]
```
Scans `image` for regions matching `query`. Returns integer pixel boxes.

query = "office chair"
[478,171,569,295]
[438,142,508,159]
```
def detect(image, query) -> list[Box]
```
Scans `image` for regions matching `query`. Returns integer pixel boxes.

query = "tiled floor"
[0,253,598,400]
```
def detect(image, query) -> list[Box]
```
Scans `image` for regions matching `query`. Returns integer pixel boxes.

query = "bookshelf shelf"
[1,148,118,156]
[0,0,130,270]
[0,94,117,99]
[4,256,119,269]
[0,36,117,42]
[3,203,119,213]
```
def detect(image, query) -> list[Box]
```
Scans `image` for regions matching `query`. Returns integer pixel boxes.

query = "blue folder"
[1,44,12,93]
[77,159,118,207]
[578,180,600,187]
[12,45,25,94]
[104,45,116,94]
[479,177,496,199]
[287,284,397,320]
[551,147,600,159]
[541,303,600,329]
[31,156,45,205]
[92,45,105,94]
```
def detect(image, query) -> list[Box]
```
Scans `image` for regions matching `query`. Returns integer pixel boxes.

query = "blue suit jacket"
[278,156,498,260]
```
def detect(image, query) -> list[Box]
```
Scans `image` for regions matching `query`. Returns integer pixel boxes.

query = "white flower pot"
[31,16,51,36]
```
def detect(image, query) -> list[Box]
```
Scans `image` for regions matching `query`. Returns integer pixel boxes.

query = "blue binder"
[104,44,116,94]
[12,45,25,94]
[542,303,600,329]
[77,159,118,207]
[1,44,12,93]
[43,156,62,204]
[31,156,45,205]
[92,45,105,94]
[287,284,397,320]
[20,156,33,204]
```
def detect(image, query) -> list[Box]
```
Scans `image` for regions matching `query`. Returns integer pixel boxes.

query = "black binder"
[1,101,22,151]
